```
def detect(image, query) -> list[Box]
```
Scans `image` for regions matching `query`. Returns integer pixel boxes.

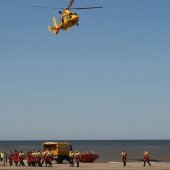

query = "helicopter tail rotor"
[48,26,52,32]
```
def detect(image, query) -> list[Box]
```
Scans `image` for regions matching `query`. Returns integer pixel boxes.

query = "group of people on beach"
[121,150,151,167]
[0,150,81,168]
[1,149,152,168]
[69,150,81,167]
[0,150,53,167]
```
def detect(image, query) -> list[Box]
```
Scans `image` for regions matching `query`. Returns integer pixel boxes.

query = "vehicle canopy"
[42,141,72,163]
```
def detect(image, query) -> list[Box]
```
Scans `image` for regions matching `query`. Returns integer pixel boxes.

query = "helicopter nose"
[73,15,79,24]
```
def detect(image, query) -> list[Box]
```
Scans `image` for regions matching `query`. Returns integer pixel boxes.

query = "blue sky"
[0,0,170,140]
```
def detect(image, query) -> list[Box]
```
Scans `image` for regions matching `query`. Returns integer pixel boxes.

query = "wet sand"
[0,162,170,170]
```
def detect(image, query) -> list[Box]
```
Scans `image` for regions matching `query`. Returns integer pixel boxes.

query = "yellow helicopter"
[32,0,102,35]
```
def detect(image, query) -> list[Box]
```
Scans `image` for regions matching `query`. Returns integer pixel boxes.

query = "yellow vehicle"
[42,141,72,163]
[32,0,102,35]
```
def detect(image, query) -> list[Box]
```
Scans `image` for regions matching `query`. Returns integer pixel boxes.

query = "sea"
[0,140,170,163]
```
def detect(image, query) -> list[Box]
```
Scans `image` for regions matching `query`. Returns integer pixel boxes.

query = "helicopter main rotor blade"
[31,5,103,11]
[67,0,75,9]
[70,6,103,10]
[31,5,63,10]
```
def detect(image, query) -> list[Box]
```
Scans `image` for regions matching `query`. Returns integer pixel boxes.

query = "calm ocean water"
[0,140,170,162]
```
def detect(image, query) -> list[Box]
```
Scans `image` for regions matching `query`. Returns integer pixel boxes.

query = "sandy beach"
[0,162,170,170]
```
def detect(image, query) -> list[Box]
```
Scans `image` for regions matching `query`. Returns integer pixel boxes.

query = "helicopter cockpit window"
[69,13,73,19]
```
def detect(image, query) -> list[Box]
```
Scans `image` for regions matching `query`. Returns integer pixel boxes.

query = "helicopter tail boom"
[52,17,59,34]
[48,17,59,35]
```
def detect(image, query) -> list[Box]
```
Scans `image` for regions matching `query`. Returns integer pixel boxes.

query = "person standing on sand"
[5,152,8,166]
[69,151,74,167]
[18,150,25,167]
[121,150,127,167]
[143,150,151,167]
[1,152,5,166]
[8,151,13,166]
[41,150,46,166]
[75,151,80,167]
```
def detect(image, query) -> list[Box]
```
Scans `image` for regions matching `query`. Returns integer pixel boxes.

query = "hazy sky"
[0,0,170,140]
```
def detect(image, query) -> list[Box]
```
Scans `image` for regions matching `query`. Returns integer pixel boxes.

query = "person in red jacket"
[8,151,14,166]
[13,150,19,166]
[143,150,151,167]
[18,151,25,167]
[121,150,127,167]
[26,151,31,166]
